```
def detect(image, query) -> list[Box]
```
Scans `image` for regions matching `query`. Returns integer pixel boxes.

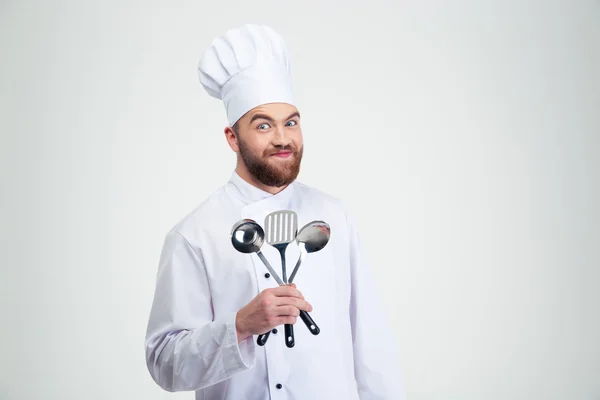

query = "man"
[145,24,406,399]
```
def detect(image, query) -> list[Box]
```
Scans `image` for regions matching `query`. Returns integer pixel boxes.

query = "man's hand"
[235,284,313,343]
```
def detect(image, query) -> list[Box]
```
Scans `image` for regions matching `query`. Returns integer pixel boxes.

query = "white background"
[1,1,599,399]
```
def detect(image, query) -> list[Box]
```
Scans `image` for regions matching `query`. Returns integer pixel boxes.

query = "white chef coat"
[144,171,406,400]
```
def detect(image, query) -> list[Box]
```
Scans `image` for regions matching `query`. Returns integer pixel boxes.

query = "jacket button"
[276,383,283,389]
[264,273,270,278]
[272,328,278,334]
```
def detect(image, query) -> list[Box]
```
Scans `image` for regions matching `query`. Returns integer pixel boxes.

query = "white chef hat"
[197,24,295,127]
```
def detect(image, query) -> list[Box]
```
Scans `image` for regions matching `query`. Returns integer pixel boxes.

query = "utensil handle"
[288,250,305,284]
[257,331,270,346]
[284,324,295,348]
[257,252,284,285]
[299,310,320,335]
[279,249,288,284]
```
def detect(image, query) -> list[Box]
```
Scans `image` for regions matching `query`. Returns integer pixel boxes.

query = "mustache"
[265,145,298,156]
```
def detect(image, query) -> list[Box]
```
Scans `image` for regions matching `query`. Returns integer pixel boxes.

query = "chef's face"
[229,103,304,188]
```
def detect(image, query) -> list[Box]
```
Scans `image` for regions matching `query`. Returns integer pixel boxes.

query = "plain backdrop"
[1,1,599,399]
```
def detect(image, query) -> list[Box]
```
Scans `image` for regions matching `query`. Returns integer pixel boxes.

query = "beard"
[237,137,303,188]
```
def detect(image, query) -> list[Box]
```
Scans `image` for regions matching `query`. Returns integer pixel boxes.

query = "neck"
[235,161,289,195]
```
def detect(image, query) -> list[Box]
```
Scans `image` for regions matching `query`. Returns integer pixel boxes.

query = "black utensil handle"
[257,331,270,346]
[284,324,295,348]
[299,310,320,335]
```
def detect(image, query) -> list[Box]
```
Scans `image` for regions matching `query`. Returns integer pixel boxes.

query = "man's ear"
[224,126,239,153]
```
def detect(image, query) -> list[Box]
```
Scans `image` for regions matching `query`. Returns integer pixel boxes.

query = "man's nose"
[272,125,292,147]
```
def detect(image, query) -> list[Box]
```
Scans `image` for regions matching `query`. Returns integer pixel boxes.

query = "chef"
[144,24,406,400]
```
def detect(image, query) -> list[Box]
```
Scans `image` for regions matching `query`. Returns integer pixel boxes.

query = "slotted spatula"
[265,209,298,348]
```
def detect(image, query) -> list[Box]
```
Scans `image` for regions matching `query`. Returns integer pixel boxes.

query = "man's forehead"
[247,103,300,120]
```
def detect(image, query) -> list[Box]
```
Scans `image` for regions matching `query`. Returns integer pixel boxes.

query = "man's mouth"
[270,151,293,159]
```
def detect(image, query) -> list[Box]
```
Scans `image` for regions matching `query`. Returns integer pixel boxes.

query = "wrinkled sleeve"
[144,230,255,392]
[346,210,407,400]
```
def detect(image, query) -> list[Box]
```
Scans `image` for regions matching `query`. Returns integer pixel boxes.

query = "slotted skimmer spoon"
[265,210,298,348]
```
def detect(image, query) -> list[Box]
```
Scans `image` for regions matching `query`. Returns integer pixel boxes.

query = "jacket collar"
[227,170,297,210]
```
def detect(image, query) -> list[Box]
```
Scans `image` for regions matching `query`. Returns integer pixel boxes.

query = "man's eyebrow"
[249,113,274,124]
[286,111,300,120]
[249,111,301,124]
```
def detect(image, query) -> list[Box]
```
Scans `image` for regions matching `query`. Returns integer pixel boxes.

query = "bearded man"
[144,24,406,400]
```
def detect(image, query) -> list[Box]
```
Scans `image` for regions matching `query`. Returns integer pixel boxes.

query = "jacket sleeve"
[144,230,256,392]
[346,210,408,400]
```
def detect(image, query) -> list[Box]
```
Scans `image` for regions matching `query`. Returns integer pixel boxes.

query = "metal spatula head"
[264,210,298,251]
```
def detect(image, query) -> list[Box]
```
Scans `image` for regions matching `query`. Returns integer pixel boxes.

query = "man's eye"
[258,123,270,130]
[286,120,297,127]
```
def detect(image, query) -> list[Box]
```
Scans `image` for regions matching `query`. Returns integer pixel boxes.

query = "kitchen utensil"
[231,219,281,283]
[285,220,330,336]
[288,220,331,284]
[264,210,298,348]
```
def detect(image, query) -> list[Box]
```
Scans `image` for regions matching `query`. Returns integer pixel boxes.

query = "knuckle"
[260,298,271,308]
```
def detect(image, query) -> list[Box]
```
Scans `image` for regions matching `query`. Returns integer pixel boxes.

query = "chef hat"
[197,24,295,126]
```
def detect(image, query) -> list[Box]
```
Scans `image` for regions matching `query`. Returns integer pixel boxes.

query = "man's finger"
[273,285,303,299]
